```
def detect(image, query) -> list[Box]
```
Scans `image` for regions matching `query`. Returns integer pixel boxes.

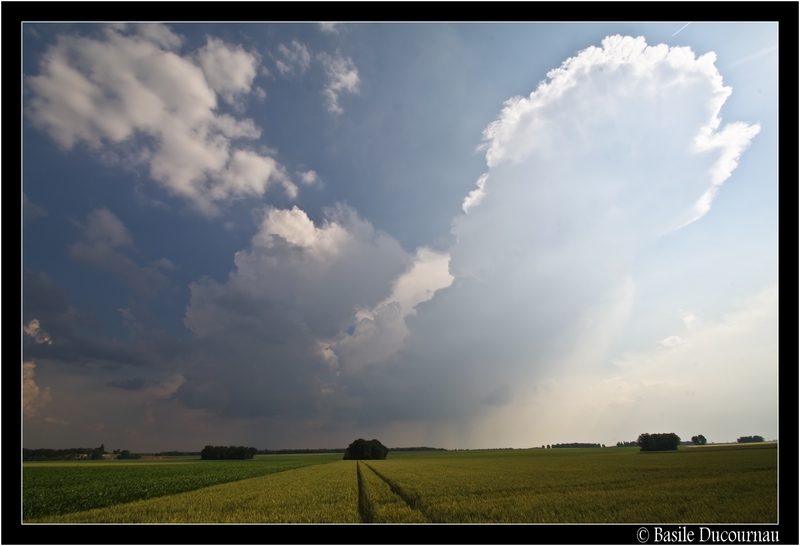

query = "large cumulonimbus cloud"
[170,36,765,443]
[26,24,295,214]
[339,36,764,440]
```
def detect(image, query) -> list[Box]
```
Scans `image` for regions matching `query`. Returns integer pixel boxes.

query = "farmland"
[23,453,340,520]
[23,443,777,523]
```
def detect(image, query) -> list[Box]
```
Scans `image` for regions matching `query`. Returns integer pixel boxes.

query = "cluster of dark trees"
[615,441,638,447]
[637,433,680,451]
[691,435,708,445]
[550,443,603,449]
[200,445,258,460]
[343,439,388,460]
[737,435,764,443]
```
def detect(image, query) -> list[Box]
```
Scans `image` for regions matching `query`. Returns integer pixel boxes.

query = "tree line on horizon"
[24,435,770,461]
[23,445,140,461]
[200,445,257,460]
[549,442,603,449]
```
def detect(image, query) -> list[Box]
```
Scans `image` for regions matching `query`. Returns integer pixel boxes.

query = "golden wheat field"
[24,444,777,523]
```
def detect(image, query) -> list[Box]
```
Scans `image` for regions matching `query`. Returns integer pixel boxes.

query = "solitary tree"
[691,435,707,445]
[343,439,388,460]
[637,433,680,451]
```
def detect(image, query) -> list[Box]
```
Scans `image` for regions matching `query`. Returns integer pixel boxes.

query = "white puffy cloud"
[317,52,360,114]
[298,170,319,185]
[477,35,759,232]
[24,361,52,418]
[275,40,311,75]
[197,37,259,104]
[68,208,169,297]
[26,25,293,214]
[251,205,351,259]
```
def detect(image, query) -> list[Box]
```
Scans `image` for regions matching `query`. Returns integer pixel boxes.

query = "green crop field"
[23,453,340,520]
[23,443,777,523]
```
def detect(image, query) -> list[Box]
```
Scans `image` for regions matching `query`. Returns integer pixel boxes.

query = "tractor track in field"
[361,462,431,522]
[355,461,371,523]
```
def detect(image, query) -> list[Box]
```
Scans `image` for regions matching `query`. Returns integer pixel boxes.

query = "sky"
[22,22,778,452]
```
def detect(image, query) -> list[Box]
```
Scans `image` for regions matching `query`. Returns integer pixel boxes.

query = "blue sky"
[23,22,777,451]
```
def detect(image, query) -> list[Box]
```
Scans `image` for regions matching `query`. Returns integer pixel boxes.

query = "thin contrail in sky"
[294,195,319,224]
[672,23,691,36]
[722,45,777,69]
